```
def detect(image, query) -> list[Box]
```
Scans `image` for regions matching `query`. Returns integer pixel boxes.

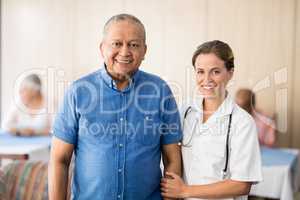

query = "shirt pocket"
[129,113,161,146]
[192,135,227,180]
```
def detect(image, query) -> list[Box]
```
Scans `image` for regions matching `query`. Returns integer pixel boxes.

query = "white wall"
[292,0,300,148]
[1,0,75,117]
[1,0,299,147]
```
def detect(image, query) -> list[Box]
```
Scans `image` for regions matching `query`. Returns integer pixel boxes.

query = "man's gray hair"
[103,13,146,42]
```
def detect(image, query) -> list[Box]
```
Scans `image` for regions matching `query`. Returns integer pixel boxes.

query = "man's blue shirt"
[53,66,182,200]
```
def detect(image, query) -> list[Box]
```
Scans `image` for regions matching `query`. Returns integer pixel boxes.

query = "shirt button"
[120,118,124,121]
[119,144,123,148]
[117,195,121,198]
[118,169,122,173]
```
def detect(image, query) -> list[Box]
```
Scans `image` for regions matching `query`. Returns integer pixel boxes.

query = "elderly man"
[49,14,182,200]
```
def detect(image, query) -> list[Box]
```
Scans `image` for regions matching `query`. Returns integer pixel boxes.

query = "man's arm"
[161,143,182,200]
[48,136,74,200]
[162,143,182,176]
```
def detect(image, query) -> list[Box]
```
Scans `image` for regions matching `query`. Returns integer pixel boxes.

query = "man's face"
[100,20,147,79]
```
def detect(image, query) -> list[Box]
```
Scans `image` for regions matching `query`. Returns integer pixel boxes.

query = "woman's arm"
[254,110,276,147]
[263,118,276,147]
[29,113,52,136]
[40,115,52,135]
[2,109,18,134]
[161,172,251,199]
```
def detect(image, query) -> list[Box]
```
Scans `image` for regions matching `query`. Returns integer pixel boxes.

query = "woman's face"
[19,86,38,105]
[194,53,233,99]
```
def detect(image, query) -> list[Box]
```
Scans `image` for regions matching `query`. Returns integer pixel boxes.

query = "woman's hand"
[19,128,35,136]
[8,128,18,135]
[161,171,189,199]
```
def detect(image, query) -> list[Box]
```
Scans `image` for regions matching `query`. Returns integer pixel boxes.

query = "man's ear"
[144,44,147,55]
[143,44,147,60]
[99,42,104,58]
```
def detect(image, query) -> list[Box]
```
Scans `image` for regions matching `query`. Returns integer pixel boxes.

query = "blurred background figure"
[235,88,276,147]
[2,74,51,136]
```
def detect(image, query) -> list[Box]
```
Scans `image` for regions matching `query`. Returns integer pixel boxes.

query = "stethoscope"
[180,106,233,179]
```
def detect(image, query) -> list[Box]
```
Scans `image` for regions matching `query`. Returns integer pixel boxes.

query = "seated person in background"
[235,88,276,147]
[2,74,51,136]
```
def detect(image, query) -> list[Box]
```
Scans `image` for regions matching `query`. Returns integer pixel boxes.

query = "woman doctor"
[161,40,262,200]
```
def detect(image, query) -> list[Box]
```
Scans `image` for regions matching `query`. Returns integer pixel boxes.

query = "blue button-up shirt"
[53,65,182,200]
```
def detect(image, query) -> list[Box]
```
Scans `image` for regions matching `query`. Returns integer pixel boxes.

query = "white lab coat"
[181,95,263,200]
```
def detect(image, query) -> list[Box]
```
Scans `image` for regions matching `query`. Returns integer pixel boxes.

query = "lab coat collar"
[190,93,235,119]
[214,94,235,118]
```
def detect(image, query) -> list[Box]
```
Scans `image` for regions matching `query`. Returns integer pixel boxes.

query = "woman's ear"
[229,68,234,79]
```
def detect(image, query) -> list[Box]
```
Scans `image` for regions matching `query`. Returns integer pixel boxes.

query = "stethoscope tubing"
[181,106,233,179]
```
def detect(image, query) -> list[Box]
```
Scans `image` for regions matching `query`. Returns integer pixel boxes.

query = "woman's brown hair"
[192,40,234,70]
[236,88,256,114]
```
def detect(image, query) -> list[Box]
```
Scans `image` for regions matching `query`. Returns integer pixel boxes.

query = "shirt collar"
[100,63,140,92]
